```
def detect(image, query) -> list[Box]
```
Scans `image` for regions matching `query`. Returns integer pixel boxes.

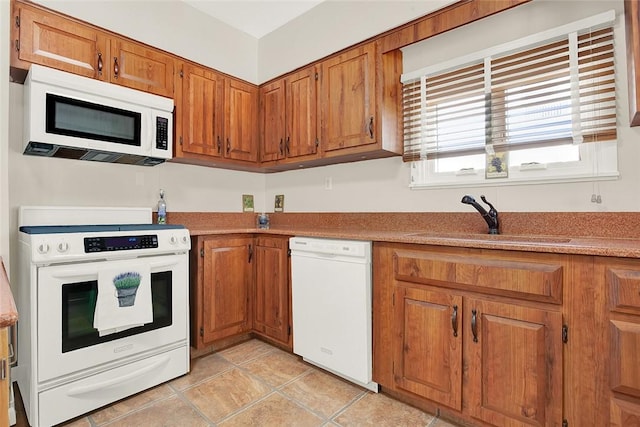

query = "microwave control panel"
[156,117,169,150]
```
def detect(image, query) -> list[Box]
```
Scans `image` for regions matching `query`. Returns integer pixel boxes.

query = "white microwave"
[23,65,173,166]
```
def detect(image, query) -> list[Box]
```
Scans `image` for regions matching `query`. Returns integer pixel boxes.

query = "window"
[403,11,619,188]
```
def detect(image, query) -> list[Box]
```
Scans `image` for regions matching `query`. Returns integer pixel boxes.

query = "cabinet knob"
[471,309,478,343]
[97,53,103,74]
[113,57,119,78]
[451,305,458,337]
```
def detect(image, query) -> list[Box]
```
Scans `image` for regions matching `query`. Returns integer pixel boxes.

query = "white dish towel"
[93,263,153,337]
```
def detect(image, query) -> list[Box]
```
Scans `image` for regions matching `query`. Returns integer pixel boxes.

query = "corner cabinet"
[11,1,175,97]
[374,243,564,427]
[260,66,320,166]
[260,40,403,171]
[190,235,254,348]
[174,62,259,170]
[253,236,292,349]
[625,0,640,126]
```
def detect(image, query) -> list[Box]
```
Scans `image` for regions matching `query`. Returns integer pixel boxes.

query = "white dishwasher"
[290,237,378,392]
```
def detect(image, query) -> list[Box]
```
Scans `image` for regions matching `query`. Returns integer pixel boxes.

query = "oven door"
[36,254,188,383]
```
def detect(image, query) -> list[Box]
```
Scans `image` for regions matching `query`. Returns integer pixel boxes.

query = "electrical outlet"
[324,177,333,190]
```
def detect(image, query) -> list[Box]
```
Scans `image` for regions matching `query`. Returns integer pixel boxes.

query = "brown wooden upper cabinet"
[11,1,175,98]
[175,62,259,166]
[625,0,640,126]
[320,42,378,153]
[260,66,319,164]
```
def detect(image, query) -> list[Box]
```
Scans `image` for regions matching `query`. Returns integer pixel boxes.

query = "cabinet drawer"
[608,268,640,315]
[393,249,563,303]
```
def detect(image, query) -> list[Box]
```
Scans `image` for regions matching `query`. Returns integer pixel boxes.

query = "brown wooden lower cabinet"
[190,234,291,350]
[253,236,292,349]
[602,257,640,426]
[376,242,565,427]
[190,235,254,348]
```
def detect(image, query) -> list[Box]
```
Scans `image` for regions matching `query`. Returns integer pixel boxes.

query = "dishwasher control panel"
[289,237,370,258]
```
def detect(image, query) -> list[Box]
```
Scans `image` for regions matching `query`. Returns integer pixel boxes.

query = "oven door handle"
[66,354,170,396]
[148,258,183,270]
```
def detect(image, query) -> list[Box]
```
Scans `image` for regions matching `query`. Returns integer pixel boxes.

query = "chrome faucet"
[461,195,499,234]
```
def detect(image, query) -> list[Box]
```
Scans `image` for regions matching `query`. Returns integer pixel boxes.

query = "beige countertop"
[186,225,640,258]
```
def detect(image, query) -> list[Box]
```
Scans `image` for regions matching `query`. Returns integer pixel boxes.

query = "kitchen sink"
[406,232,572,244]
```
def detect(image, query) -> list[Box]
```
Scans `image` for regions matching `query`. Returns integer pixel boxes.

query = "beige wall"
[5,0,640,248]
[257,0,454,83]
[265,0,640,213]
[1,0,10,271]
[32,0,259,83]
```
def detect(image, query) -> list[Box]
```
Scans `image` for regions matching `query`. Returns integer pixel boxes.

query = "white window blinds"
[402,11,617,163]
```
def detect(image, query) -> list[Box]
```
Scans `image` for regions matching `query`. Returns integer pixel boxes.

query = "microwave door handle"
[144,113,153,151]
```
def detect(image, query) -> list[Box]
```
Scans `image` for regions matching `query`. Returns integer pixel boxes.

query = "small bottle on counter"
[157,189,167,224]
[257,213,269,229]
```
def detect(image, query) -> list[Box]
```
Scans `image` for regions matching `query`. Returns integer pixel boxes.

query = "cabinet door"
[13,4,108,79]
[260,80,286,162]
[393,285,463,410]
[321,42,377,152]
[225,78,259,162]
[466,299,563,426]
[201,237,253,344]
[180,63,225,157]
[254,237,290,345]
[286,67,318,158]
[110,38,175,98]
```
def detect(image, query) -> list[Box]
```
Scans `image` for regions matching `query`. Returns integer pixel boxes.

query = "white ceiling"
[182,0,326,39]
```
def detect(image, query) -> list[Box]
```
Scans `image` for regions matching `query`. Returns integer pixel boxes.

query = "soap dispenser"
[157,189,167,224]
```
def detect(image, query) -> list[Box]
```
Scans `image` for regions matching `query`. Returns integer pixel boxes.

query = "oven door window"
[62,271,172,353]
[46,93,142,146]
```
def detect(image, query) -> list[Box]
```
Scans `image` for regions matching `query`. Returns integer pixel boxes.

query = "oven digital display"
[84,234,158,252]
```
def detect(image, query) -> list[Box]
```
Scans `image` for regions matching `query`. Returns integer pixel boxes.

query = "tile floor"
[15,339,460,427]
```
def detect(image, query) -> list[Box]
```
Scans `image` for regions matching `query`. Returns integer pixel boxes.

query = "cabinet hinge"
[200,248,204,257]
[562,419,568,427]
[199,327,204,337]
[15,15,20,28]
[562,325,568,343]
[14,39,19,52]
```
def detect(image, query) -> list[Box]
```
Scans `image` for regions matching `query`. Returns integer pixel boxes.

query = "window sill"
[410,171,620,190]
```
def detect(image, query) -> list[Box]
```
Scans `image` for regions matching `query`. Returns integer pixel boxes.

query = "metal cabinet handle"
[113,57,119,78]
[226,138,230,154]
[248,244,253,263]
[217,136,221,154]
[451,305,458,337]
[285,136,290,155]
[279,138,284,155]
[97,53,103,74]
[471,309,478,342]
[368,116,374,139]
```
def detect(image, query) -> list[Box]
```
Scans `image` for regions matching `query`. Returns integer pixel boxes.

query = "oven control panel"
[84,234,158,252]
